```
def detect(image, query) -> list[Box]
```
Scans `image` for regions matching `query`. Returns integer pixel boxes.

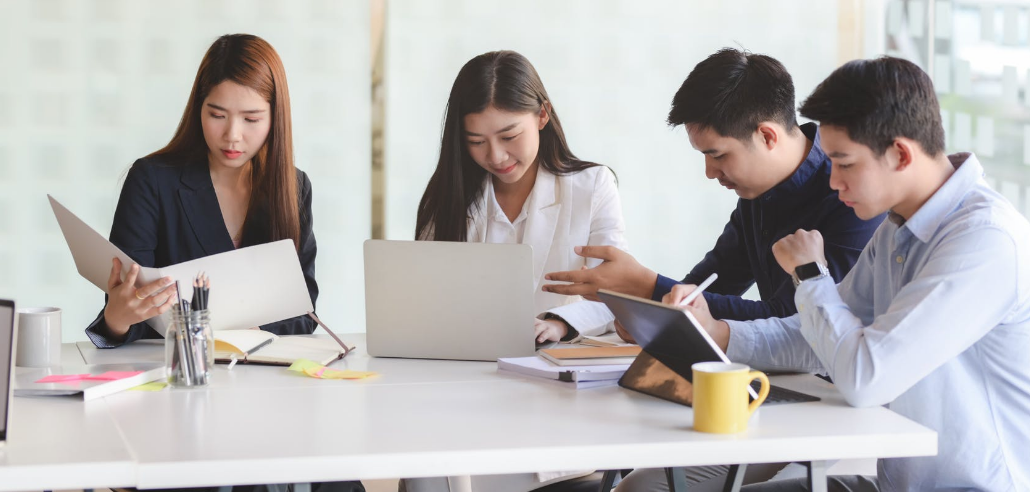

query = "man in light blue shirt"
[664,57,1030,491]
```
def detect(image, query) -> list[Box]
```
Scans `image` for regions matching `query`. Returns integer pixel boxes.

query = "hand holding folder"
[49,195,314,335]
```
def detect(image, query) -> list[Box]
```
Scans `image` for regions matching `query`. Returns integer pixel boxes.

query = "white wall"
[0,0,371,340]
[383,0,840,286]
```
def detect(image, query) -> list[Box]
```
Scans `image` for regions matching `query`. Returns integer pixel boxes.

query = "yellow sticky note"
[288,359,376,380]
[130,381,168,392]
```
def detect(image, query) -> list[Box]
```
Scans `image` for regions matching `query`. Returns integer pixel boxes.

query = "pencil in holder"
[165,308,214,387]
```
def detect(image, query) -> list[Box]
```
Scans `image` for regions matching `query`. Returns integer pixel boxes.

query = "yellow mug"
[691,362,770,434]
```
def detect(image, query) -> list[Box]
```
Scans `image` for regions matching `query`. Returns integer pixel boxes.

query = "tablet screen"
[597,290,729,382]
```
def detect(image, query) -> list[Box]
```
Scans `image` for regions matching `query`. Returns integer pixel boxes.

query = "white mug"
[15,307,62,367]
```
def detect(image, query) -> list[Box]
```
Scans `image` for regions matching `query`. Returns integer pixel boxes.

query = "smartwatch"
[791,261,829,287]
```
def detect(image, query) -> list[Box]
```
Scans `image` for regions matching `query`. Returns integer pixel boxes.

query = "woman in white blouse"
[415,50,627,346]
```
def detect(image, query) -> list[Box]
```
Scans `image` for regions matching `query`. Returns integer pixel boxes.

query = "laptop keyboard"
[752,381,821,405]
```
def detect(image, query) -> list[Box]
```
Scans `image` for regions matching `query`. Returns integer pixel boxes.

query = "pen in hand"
[677,273,718,308]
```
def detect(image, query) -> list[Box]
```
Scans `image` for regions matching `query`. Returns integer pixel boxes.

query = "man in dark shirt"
[545,48,884,329]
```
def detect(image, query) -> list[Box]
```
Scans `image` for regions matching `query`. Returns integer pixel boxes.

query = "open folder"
[48,195,314,335]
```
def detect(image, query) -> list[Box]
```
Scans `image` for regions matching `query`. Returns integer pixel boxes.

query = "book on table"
[537,345,641,366]
[498,356,629,389]
[214,330,350,366]
[13,363,165,401]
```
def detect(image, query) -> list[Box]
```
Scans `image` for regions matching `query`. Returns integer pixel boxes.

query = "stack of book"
[497,345,642,389]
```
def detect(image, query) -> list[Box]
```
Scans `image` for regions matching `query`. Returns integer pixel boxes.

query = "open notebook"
[214,314,354,366]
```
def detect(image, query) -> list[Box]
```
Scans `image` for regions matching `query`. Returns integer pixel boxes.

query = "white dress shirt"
[725,154,1030,491]
[470,165,628,337]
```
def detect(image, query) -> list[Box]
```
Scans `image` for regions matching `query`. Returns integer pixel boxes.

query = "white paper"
[955,59,972,96]
[48,195,314,335]
[976,116,995,157]
[954,112,973,150]
[934,54,952,93]
[1003,66,1018,103]
[936,1,952,39]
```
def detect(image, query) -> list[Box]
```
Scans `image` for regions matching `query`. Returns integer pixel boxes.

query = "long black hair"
[415,50,598,241]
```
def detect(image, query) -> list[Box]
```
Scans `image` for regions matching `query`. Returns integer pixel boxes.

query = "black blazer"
[85,154,318,348]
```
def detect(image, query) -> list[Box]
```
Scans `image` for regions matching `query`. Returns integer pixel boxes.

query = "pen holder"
[165,309,214,388]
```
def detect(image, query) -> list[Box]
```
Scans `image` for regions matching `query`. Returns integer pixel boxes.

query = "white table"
[0,335,937,491]
[0,343,137,491]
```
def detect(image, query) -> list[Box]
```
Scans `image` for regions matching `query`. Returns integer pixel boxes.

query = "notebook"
[498,356,628,389]
[537,346,641,366]
[48,195,313,335]
[214,330,351,366]
[13,363,165,401]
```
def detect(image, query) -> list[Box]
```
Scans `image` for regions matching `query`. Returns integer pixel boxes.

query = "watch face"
[795,262,823,280]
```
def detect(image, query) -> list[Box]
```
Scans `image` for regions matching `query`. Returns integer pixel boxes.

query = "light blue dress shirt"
[725,153,1030,491]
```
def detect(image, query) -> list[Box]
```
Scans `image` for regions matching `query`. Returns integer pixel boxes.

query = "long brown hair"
[415,50,599,242]
[149,33,300,250]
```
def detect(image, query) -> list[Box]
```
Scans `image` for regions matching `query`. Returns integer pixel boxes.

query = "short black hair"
[799,56,945,157]
[667,48,798,141]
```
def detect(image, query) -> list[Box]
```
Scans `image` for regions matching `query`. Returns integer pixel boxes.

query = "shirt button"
[896,255,904,263]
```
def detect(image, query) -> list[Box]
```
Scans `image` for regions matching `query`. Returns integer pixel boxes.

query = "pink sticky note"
[37,374,90,383]
[86,371,143,381]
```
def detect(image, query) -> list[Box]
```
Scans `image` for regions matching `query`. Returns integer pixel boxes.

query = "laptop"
[0,299,16,448]
[597,290,818,405]
[363,240,537,361]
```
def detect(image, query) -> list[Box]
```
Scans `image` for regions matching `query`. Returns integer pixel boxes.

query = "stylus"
[677,273,718,308]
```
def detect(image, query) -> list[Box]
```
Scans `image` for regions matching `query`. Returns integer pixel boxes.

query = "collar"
[754,123,828,205]
[179,155,213,191]
[485,166,558,223]
[896,152,982,243]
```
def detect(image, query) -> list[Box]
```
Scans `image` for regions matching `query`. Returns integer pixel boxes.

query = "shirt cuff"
[794,275,839,340]
[652,274,682,302]
[540,311,582,343]
[724,319,757,363]
[794,275,837,312]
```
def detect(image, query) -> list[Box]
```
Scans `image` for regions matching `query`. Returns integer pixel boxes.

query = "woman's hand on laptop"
[104,257,177,338]
[543,246,658,301]
[663,284,730,353]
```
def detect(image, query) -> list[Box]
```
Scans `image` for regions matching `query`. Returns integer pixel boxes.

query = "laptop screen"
[0,300,14,442]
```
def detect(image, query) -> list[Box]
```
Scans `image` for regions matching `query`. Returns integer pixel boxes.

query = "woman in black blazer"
[86,33,363,492]
[85,33,318,348]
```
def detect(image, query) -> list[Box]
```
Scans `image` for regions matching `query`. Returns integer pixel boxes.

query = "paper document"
[49,195,314,334]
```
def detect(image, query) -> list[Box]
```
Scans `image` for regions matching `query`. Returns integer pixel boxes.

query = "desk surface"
[1,336,937,490]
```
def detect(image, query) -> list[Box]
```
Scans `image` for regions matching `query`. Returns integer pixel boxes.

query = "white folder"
[48,195,314,335]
